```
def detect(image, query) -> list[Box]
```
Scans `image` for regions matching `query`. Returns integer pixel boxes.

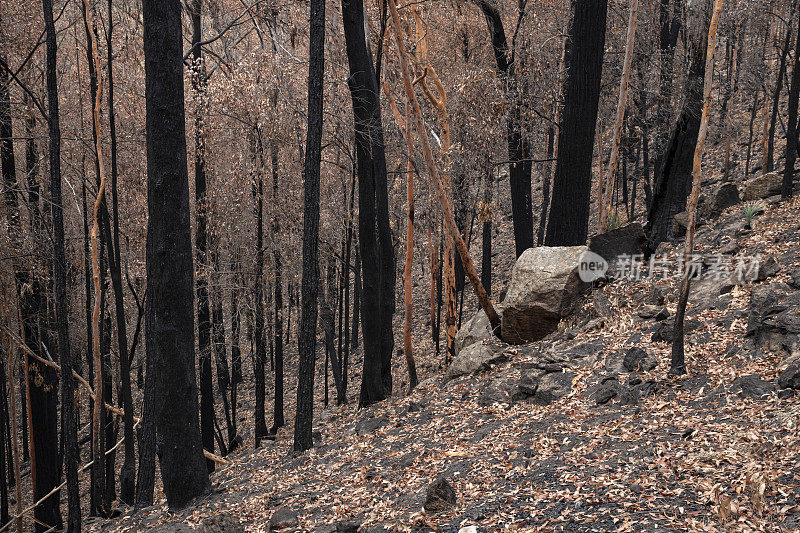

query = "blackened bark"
[106,0,135,502]
[481,169,492,296]
[295,0,324,451]
[142,0,209,507]
[655,0,681,159]
[783,10,800,199]
[42,0,72,527]
[537,125,555,245]
[545,0,608,246]
[478,0,533,256]
[252,136,268,445]
[768,13,793,173]
[646,0,710,250]
[271,142,285,431]
[341,0,394,407]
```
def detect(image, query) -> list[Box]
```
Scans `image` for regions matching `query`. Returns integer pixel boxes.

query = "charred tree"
[142,0,209,507]
[545,0,608,246]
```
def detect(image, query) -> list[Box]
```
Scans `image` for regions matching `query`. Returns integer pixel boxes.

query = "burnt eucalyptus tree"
[341,0,395,407]
[43,0,79,528]
[478,0,533,257]
[646,0,712,250]
[189,0,215,472]
[142,0,209,507]
[545,0,608,246]
[295,0,325,451]
[271,140,285,432]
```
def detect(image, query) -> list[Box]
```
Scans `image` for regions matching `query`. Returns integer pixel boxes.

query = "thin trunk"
[782,8,800,198]
[294,0,324,451]
[672,0,723,375]
[270,140,285,431]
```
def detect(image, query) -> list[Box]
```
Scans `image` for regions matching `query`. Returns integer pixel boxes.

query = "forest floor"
[81,189,800,531]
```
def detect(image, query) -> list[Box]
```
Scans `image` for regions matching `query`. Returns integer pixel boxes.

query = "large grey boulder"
[742,171,782,201]
[501,246,588,345]
[446,342,507,380]
[454,308,500,355]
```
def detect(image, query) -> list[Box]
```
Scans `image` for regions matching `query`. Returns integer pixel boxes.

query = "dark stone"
[151,523,196,533]
[637,305,667,320]
[199,516,245,533]
[789,269,800,289]
[622,347,657,372]
[756,256,781,281]
[778,359,800,390]
[645,284,666,306]
[778,388,796,399]
[588,223,647,264]
[478,376,515,406]
[355,416,388,436]
[594,382,618,405]
[720,241,740,255]
[731,375,776,400]
[701,182,740,218]
[336,521,361,533]
[424,477,457,514]
[747,285,800,351]
[531,372,575,405]
[516,372,540,398]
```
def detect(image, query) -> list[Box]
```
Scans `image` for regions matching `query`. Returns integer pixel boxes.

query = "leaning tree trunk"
[294,0,324,451]
[142,0,209,508]
[545,0,608,246]
[672,0,723,375]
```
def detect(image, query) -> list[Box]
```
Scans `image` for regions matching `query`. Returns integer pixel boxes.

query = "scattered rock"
[455,309,500,356]
[720,241,740,255]
[701,182,740,217]
[789,268,800,289]
[566,340,605,365]
[594,381,618,405]
[645,283,667,306]
[672,211,705,238]
[501,246,589,344]
[447,342,507,380]
[151,523,196,533]
[478,375,516,406]
[623,347,657,372]
[199,516,245,533]
[778,356,800,390]
[756,256,780,281]
[531,372,575,405]
[424,477,457,513]
[588,223,647,266]
[651,317,701,343]
[742,171,783,201]
[355,416,388,436]
[731,375,776,400]
[638,305,669,321]
[335,521,361,533]
[747,284,800,351]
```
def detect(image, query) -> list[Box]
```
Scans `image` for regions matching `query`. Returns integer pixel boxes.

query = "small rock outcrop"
[701,182,740,217]
[269,507,299,531]
[447,342,507,380]
[424,477,457,513]
[778,355,800,390]
[199,516,245,533]
[454,308,498,356]
[731,375,776,400]
[742,171,782,201]
[501,246,588,344]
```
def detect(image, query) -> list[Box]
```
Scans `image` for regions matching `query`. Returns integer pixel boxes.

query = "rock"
[720,240,740,255]
[742,171,782,201]
[638,305,669,321]
[671,211,704,238]
[645,283,667,306]
[746,285,800,351]
[355,416,388,436]
[701,182,740,217]
[594,381,618,405]
[778,356,800,390]
[151,523,196,533]
[789,268,800,289]
[335,521,361,533]
[756,256,780,281]
[651,317,701,343]
[516,371,541,398]
[731,375,776,400]
[424,477,457,513]
[605,351,627,374]
[269,507,299,531]
[566,340,605,365]
[199,516,245,533]
[501,246,588,344]
[691,277,734,310]
[455,309,500,356]
[531,372,575,405]
[588,223,647,266]
[446,342,507,380]
[623,347,657,372]
[478,375,516,406]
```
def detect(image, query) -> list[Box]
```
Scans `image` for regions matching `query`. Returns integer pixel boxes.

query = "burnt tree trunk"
[545,0,608,246]
[142,0,209,507]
